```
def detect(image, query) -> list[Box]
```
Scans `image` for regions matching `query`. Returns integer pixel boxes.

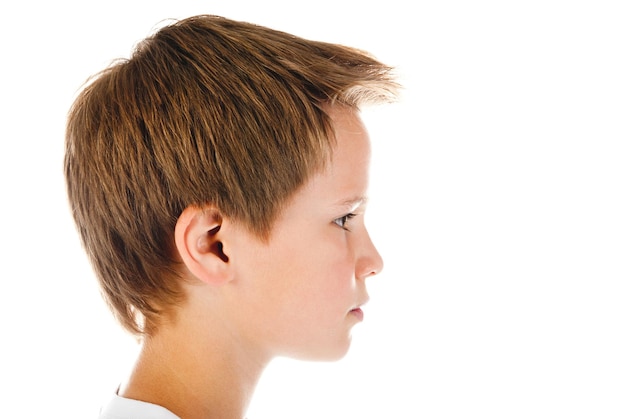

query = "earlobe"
[175,205,231,285]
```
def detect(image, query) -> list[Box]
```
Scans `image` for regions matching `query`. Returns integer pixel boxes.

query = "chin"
[287,336,353,362]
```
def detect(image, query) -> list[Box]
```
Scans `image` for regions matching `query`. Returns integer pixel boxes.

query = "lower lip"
[350,308,364,321]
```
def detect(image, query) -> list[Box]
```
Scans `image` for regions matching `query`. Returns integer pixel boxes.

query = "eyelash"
[333,213,357,231]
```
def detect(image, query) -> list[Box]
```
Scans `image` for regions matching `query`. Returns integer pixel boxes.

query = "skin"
[119,105,383,418]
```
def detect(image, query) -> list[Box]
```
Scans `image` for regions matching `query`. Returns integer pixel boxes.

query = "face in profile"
[227,105,384,361]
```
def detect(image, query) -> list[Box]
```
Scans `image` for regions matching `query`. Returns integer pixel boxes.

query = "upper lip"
[351,297,369,311]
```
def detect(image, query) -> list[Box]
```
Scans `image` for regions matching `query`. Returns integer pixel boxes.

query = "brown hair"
[64,14,398,336]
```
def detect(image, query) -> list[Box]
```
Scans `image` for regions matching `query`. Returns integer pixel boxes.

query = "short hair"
[64,14,398,336]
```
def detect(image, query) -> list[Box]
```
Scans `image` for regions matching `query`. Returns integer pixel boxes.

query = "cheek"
[282,228,352,273]
[301,238,356,303]
[259,230,356,314]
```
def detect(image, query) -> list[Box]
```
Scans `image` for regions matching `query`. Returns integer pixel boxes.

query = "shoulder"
[99,394,180,419]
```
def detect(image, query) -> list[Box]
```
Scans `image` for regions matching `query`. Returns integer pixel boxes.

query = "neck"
[118,318,268,419]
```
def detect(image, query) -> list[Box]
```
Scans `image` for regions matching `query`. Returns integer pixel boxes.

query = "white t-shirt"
[99,394,180,419]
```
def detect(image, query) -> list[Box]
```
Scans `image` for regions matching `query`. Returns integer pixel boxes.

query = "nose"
[356,229,384,280]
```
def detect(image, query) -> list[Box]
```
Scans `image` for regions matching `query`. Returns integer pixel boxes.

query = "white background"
[1,1,625,418]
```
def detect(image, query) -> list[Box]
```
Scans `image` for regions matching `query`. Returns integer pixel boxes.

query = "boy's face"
[228,105,383,361]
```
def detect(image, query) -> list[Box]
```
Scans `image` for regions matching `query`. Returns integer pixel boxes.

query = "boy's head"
[65,15,397,336]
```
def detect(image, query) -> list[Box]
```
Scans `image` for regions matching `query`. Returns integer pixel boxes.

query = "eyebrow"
[335,196,368,211]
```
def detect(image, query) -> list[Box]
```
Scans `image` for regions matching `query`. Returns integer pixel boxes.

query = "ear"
[174,205,232,285]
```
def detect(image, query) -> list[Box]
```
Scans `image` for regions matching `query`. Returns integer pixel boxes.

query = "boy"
[65,14,398,418]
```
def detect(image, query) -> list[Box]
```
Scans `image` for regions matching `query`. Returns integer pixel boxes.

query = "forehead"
[295,106,372,208]
[326,105,371,171]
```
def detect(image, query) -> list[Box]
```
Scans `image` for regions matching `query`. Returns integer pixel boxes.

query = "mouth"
[349,295,369,321]
[349,307,364,321]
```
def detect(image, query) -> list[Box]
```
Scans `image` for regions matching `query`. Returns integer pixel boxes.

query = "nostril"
[357,253,383,281]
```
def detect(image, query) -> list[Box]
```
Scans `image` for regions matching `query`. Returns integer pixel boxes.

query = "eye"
[333,213,357,231]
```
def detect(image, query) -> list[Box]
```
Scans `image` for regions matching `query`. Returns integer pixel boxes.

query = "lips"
[349,294,368,321]
[349,307,364,321]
